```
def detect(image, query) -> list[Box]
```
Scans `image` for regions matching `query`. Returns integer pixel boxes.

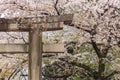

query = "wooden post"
[29,26,42,80]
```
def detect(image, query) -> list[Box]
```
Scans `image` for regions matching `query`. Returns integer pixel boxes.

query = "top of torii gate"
[0,14,74,80]
[0,14,73,31]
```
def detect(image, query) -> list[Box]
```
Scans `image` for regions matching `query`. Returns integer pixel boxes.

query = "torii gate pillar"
[29,27,42,80]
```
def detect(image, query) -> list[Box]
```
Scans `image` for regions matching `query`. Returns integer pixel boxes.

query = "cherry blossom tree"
[0,0,120,80]
[43,0,120,80]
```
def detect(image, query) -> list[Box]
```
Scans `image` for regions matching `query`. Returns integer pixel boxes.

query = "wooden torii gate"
[0,14,73,80]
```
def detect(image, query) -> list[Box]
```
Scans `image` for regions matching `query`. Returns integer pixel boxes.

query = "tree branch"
[59,58,95,77]
[104,71,120,80]
[42,71,72,78]
[54,0,60,15]
[91,39,101,58]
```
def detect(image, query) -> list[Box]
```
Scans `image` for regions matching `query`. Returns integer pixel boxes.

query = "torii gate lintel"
[0,14,73,32]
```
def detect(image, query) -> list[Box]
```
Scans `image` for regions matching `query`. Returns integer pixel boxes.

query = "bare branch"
[91,39,101,58]
[54,0,60,15]
[59,57,95,77]
[104,71,120,80]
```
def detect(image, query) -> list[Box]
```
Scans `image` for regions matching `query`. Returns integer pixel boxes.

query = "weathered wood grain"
[0,14,73,31]
[29,29,42,80]
[0,44,65,53]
